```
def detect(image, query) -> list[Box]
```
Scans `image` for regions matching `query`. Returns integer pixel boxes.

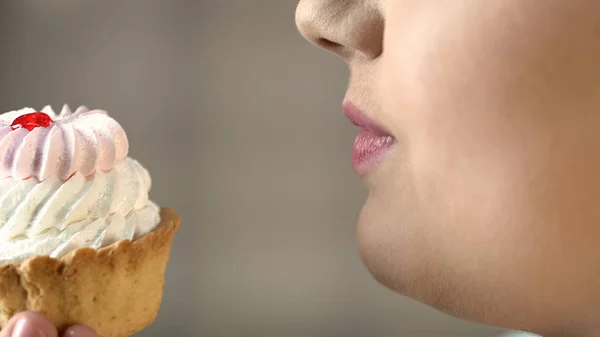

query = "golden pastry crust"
[0,208,180,337]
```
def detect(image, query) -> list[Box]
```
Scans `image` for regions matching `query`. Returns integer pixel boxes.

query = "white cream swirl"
[0,157,160,264]
[0,105,128,181]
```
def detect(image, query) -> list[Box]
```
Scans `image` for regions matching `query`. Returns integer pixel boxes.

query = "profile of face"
[296,1,600,336]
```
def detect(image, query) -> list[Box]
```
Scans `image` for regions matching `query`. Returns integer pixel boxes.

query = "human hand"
[0,312,98,337]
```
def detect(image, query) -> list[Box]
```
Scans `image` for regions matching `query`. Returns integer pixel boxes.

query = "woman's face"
[296,1,600,336]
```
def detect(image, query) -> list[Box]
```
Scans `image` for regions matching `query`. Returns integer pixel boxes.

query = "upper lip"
[342,102,391,136]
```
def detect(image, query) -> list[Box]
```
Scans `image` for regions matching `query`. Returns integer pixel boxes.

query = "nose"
[295,0,384,61]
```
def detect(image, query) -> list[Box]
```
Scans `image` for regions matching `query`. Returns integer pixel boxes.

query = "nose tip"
[294,1,315,41]
[295,0,384,60]
[295,2,342,53]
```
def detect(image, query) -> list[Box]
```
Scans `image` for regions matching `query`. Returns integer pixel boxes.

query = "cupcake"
[0,105,180,337]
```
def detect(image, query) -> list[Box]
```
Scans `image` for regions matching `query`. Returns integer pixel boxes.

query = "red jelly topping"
[11,112,54,131]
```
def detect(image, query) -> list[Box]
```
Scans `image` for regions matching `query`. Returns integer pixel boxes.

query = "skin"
[296,1,600,337]
[0,312,97,337]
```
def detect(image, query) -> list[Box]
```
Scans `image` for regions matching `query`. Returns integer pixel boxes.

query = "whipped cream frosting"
[0,106,160,264]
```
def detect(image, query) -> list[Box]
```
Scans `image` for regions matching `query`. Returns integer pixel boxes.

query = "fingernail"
[62,326,98,337]
[12,318,44,337]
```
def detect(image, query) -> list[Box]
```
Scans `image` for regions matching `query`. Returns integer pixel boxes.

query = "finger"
[62,325,98,337]
[0,311,58,337]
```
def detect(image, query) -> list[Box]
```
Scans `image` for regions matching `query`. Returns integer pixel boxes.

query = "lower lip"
[352,128,395,175]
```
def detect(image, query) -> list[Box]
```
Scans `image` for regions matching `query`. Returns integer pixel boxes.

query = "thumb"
[0,312,58,337]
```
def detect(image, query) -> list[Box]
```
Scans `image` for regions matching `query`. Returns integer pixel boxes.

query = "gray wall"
[0,1,506,337]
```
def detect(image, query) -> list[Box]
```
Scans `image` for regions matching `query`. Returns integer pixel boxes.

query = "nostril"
[316,38,350,58]
[317,38,341,50]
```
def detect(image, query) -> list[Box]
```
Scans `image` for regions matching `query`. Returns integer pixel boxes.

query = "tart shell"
[0,208,180,337]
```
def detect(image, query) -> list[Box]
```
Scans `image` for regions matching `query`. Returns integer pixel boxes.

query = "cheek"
[381,0,600,159]
[378,3,549,245]
[377,0,600,273]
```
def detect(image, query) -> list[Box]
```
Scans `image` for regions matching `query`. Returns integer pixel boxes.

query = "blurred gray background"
[0,1,513,337]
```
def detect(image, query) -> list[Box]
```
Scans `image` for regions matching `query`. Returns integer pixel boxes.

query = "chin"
[355,195,416,296]
[354,195,584,337]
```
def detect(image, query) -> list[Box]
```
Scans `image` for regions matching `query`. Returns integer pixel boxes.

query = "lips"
[343,103,395,176]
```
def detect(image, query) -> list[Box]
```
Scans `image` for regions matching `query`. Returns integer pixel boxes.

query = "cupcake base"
[0,208,180,337]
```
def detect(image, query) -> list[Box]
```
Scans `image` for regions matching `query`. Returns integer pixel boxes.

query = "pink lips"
[343,103,395,176]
